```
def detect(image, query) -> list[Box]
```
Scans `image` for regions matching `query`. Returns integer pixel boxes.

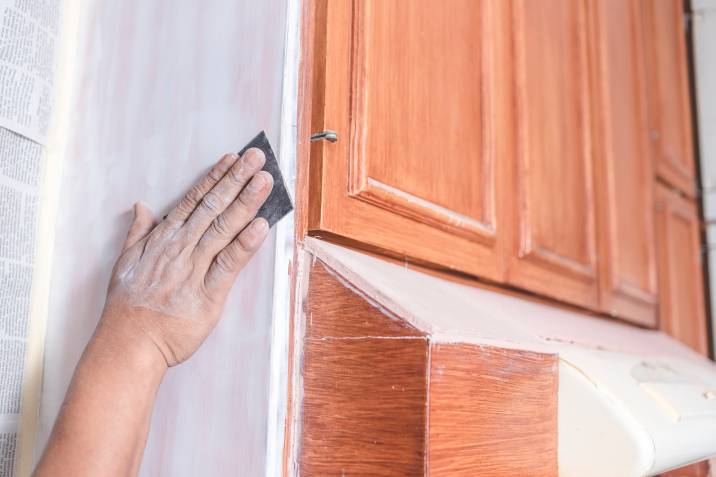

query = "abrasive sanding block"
[238,131,293,227]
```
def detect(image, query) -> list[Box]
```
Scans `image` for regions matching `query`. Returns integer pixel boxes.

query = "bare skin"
[34,148,273,477]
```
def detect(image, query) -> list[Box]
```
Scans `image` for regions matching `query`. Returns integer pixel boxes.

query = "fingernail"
[243,148,265,168]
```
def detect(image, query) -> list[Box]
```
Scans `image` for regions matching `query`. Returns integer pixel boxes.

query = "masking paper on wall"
[0,0,62,474]
[0,0,61,145]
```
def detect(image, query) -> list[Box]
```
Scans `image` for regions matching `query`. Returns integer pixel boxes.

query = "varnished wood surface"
[655,184,709,355]
[304,263,423,339]
[300,0,704,330]
[506,0,599,310]
[660,461,711,477]
[428,343,558,476]
[296,259,559,476]
[590,0,658,325]
[299,261,428,475]
[305,0,505,282]
[642,0,697,197]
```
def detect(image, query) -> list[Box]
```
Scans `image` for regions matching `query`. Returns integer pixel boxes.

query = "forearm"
[34,313,167,477]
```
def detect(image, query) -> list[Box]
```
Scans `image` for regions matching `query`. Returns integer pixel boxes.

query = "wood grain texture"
[305,0,506,282]
[304,262,423,338]
[300,338,429,476]
[655,183,709,355]
[505,0,599,310]
[590,0,658,325]
[642,0,697,197]
[659,461,711,477]
[428,343,558,476]
[299,260,428,475]
[296,257,559,476]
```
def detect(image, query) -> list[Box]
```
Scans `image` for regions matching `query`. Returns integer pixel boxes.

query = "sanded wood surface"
[428,343,558,476]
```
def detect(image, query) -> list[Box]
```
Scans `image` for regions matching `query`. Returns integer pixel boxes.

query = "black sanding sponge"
[238,131,293,227]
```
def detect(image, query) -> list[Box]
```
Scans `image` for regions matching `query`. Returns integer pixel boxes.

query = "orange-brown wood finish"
[300,0,704,326]
[306,0,506,281]
[297,260,558,476]
[505,0,599,310]
[655,184,709,355]
[299,263,428,475]
[428,344,558,476]
[660,461,711,477]
[642,0,697,196]
[590,0,658,326]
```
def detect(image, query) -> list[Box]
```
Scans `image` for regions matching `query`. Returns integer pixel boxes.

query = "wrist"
[93,308,169,374]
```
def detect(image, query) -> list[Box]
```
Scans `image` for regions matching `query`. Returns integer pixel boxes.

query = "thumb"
[123,201,156,251]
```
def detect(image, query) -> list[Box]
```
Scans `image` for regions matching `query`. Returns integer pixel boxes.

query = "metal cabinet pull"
[310,130,338,143]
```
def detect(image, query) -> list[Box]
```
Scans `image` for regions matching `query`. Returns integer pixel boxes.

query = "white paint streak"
[265,0,300,472]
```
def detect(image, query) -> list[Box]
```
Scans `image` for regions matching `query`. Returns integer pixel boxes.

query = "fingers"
[163,153,239,228]
[194,170,273,259]
[122,202,156,251]
[203,218,270,294]
[181,148,266,241]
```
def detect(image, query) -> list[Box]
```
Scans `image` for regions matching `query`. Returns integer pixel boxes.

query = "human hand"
[100,149,273,367]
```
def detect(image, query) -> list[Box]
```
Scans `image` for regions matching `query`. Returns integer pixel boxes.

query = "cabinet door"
[505,0,599,309]
[305,0,505,280]
[655,184,708,355]
[591,0,658,326]
[642,0,697,196]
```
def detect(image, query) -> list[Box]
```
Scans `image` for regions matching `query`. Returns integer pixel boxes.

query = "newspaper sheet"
[0,0,60,145]
[0,0,60,475]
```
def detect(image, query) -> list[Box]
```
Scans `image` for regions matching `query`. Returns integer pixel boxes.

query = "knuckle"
[200,192,224,215]
[208,163,228,182]
[186,185,205,205]
[215,247,239,272]
[211,214,234,238]
[162,241,185,259]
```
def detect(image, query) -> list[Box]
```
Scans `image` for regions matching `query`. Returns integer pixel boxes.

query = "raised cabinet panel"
[591,0,658,325]
[642,0,697,196]
[306,0,505,280]
[506,0,599,309]
[655,184,709,355]
[352,0,494,241]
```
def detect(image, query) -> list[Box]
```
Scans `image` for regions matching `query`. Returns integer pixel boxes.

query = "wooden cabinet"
[642,0,698,196]
[655,184,709,355]
[590,0,658,325]
[504,0,599,309]
[305,0,504,281]
[302,0,703,328]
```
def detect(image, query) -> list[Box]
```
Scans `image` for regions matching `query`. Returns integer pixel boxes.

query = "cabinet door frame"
[301,0,507,281]
[655,184,709,355]
[642,0,697,196]
[505,0,599,309]
[590,0,658,326]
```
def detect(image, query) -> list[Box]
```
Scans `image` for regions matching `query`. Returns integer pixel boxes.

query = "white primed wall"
[38,1,288,476]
